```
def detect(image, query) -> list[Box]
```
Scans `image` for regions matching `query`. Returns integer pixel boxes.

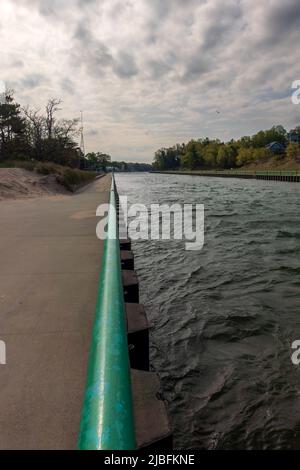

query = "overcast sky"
[1,0,300,162]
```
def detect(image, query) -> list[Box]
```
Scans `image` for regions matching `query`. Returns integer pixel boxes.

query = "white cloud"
[0,0,299,161]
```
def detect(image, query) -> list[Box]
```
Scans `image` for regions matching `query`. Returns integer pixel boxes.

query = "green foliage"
[85,152,111,171]
[286,142,300,161]
[216,144,237,169]
[0,90,27,160]
[0,91,85,168]
[36,162,59,175]
[0,159,36,171]
[111,161,152,171]
[153,145,183,170]
[56,168,95,191]
[252,148,272,161]
[236,147,272,166]
[153,125,299,170]
[0,159,95,192]
[35,162,95,190]
[251,125,286,148]
[13,160,36,171]
[236,148,255,166]
[35,161,95,190]
[0,91,114,176]
[237,126,287,149]
[182,141,201,169]
[238,136,252,148]
[202,141,220,168]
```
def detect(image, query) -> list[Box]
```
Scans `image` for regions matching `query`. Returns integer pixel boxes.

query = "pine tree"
[0,90,27,161]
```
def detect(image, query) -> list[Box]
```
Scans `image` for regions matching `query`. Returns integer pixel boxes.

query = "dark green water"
[115,172,300,450]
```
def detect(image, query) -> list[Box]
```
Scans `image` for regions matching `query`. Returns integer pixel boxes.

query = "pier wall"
[153,171,300,183]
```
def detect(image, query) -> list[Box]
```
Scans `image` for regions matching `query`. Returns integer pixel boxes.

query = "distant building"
[266,141,285,154]
[288,131,300,145]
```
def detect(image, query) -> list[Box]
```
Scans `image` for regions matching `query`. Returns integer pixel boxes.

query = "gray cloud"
[267,0,300,35]
[1,0,300,161]
[182,54,211,82]
[146,59,172,79]
[60,78,75,95]
[201,3,243,51]
[73,22,138,79]
[113,52,138,78]
[21,73,47,89]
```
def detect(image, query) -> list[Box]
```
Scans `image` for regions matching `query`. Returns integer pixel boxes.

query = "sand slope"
[0,168,68,200]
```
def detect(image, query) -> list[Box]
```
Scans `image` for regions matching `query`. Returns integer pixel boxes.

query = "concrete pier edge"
[116,180,173,450]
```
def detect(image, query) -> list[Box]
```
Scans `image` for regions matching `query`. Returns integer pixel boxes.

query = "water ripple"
[116,173,300,450]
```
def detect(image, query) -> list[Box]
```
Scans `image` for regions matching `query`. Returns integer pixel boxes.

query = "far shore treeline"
[153,126,300,171]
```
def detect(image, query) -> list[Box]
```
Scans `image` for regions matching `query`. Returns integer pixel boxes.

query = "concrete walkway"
[0,175,111,449]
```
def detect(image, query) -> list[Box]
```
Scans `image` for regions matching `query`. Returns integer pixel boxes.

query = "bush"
[0,159,36,171]
[236,148,255,166]
[0,159,96,192]
[17,160,37,172]
[252,148,272,162]
[286,142,300,161]
[0,161,15,168]
[35,162,96,190]
[36,162,59,175]
[56,168,96,191]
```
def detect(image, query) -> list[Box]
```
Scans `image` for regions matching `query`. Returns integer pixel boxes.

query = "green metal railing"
[78,175,136,450]
[185,170,300,176]
[154,170,300,177]
[255,170,300,177]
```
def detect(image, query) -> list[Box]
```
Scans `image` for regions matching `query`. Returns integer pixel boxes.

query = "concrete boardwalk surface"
[0,175,111,449]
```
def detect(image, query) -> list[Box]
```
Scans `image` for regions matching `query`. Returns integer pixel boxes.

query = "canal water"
[115,172,300,450]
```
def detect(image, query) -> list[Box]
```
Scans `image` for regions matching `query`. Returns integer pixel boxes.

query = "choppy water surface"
[115,173,300,450]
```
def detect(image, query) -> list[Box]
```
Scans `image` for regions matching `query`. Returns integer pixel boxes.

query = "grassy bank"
[241,156,300,171]
[0,160,97,191]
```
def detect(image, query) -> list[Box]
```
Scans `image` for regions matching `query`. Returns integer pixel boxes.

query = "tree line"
[111,161,152,172]
[84,152,112,172]
[0,90,88,168]
[153,125,300,171]
[0,90,149,173]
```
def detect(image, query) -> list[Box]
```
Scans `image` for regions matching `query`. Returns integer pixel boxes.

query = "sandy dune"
[0,168,68,200]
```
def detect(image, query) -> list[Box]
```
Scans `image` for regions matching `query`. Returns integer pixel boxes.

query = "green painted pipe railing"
[78,175,136,450]
[154,170,300,177]
[255,170,300,176]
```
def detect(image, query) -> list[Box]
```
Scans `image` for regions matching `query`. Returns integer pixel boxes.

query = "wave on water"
[116,173,300,449]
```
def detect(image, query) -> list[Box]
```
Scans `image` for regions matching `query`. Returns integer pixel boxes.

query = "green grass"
[56,167,96,191]
[35,162,59,175]
[0,160,36,171]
